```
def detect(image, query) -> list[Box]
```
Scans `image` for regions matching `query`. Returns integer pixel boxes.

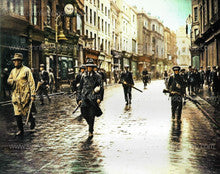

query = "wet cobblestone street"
[0,80,219,174]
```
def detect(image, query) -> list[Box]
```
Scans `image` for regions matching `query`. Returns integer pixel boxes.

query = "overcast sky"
[126,0,192,31]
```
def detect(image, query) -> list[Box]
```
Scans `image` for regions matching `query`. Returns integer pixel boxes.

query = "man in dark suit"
[120,65,134,107]
[167,66,185,123]
[76,59,102,138]
[38,64,51,105]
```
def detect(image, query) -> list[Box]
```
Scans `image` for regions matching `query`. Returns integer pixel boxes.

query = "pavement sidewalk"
[189,86,220,130]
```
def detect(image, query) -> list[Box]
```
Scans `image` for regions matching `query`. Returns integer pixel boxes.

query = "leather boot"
[15,115,24,136]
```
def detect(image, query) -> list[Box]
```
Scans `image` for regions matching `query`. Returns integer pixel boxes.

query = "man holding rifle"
[76,59,103,139]
[120,65,134,108]
[7,53,36,136]
[167,66,185,123]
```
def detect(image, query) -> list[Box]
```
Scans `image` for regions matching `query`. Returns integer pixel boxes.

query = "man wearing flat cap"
[167,66,185,123]
[75,64,86,92]
[76,59,103,138]
[38,64,51,105]
[7,53,36,136]
[120,65,134,108]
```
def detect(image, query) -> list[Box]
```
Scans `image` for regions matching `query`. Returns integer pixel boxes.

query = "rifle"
[25,100,33,125]
[72,103,81,114]
[122,81,143,93]
[163,89,200,105]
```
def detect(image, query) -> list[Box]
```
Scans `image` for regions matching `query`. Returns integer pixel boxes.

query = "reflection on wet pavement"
[0,80,219,173]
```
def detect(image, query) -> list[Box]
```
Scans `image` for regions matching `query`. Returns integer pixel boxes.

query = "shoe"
[30,118,36,130]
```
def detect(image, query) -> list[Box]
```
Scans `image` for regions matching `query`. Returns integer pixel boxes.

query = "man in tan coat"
[7,53,36,136]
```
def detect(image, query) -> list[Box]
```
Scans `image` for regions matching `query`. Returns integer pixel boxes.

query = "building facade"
[137,11,151,73]
[192,0,220,68]
[0,0,84,98]
[84,0,111,75]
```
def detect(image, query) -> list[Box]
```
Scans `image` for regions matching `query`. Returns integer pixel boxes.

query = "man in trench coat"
[7,53,36,136]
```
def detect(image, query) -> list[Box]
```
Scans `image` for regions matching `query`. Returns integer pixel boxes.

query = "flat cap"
[172,66,181,71]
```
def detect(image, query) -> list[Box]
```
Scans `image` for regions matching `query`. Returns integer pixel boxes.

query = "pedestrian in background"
[75,65,86,92]
[120,65,134,108]
[142,68,149,88]
[205,66,212,91]
[187,66,195,95]
[2,68,11,99]
[199,66,205,89]
[38,64,51,105]
[194,68,200,93]
[31,68,39,88]
[7,53,36,136]
[49,68,55,94]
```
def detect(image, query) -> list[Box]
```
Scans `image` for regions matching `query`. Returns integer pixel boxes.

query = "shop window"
[194,7,198,22]
[77,14,83,35]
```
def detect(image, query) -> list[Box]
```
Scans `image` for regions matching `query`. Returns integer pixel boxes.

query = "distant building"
[176,26,191,68]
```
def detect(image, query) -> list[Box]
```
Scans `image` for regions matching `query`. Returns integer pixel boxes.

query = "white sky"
[125,0,192,31]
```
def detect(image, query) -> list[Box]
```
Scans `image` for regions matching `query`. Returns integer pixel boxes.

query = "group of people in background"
[164,65,220,105]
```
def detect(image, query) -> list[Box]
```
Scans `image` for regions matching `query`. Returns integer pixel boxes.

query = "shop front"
[0,34,29,97]
[111,50,122,71]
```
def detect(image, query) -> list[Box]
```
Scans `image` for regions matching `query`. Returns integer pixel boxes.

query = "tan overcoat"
[8,65,36,116]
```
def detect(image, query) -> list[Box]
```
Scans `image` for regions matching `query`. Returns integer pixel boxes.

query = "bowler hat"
[12,53,23,61]
[188,66,192,69]
[172,66,181,71]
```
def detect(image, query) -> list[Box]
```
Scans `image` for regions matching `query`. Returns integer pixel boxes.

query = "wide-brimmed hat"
[172,66,181,71]
[12,53,23,61]
[40,64,45,67]
[86,59,96,67]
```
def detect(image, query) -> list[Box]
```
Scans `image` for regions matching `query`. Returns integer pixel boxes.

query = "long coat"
[77,71,102,117]
[8,65,36,116]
